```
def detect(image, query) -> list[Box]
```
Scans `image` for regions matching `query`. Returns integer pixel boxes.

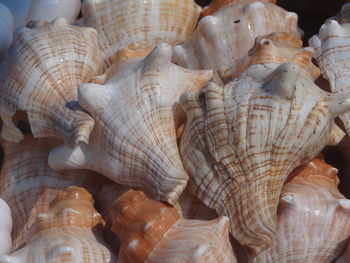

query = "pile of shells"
[2,0,350,262]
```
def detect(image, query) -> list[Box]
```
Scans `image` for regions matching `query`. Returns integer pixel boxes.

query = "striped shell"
[0,136,106,251]
[0,199,12,255]
[110,190,236,263]
[48,43,213,205]
[179,62,350,255]
[0,186,116,263]
[82,0,201,64]
[309,20,350,135]
[250,158,350,263]
[172,1,300,84]
[0,17,104,146]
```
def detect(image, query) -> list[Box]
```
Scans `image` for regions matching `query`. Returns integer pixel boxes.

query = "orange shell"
[110,190,180,263]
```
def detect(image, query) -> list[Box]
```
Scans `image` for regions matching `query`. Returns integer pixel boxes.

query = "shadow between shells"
[1,0,350,262]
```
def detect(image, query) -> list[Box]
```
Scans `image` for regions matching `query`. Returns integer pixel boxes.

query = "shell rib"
[0,3,13,61]
[0,186,116,263]
[309,19,350,135]
[0,136,107,251]
[179,62,350,255]
[110,190,236,263]
[82,0,201,64]
[0,199,12,255]
[48,43,213,205]
[172,1,300,84]
[250,158,350,263]
[201,0,277,17]
[0,17,104,145]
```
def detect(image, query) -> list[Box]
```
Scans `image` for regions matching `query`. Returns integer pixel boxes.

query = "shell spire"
[250,158,350,263]
[110,190,237,263]
[179,62,350,256]
[0,17,105,146]
[48,43,213,205]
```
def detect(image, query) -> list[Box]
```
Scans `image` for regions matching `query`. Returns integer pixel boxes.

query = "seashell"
[329,3,350,24]
[336,240,350,262]
[0,199,12,255]
[82,0,201,64]
[0,17,105,145]
[309,20,350,135]
[179,62,350,255]
[0,0,81,31]
[0,136,108,251]
[228,32,320,80]
[172,1,300,85]
[0,186,116,263]
[250,158,350,263]
[0,3,13,61]
[110,190,236,263]
[48,43,213,205]
[201,0,277,17]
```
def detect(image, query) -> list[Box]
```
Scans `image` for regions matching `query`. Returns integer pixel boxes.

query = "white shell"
[309,20,350,135]
[0,3,13,61]
[172,1,300,84]
[179,62,350,255]
[0,0,80,30]
[0,199,12,256]
[49,43,213,205]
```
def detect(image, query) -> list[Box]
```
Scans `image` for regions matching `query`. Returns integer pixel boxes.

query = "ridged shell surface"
[110,190,236,263]
[82,0,201,64]
[201,0,277,16]
[0,199,12,255]
[250,158,350,263]
[49,43,213,205]
[0,136,106,251]
[0,3,13,61]
[179,62,350,255]
[309,20,350,135]
[172,1,300,84]
[0,186,116,263]
[0,17,104,145]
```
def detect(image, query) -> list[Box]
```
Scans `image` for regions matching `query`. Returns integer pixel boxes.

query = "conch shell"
[172,1,300,84]
[0,186,116,263]
[179,62,350,255]
[0,136,106,251]
[110,190,236,263]
[0,3,13,61]
[0,199,12,255]
[201,0,277,17]
[250,158,350,263]
[0,17,104,145]
[309,19,350,135]
[82,0,201,64]
[49,43,213,205]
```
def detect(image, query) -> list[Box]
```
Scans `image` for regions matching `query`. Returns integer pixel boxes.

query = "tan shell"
[172,1,300,84]
[82,0,201,64]
[309,20,350,135]
[0,186,116,263]
[49,43,213,205]
[201,0,277,17]
[179,62,350,255]
[250,158,350,263]
[110,190,236,263]
[229,32,320,80]
[0,17,105,146]
[0,136,106,251]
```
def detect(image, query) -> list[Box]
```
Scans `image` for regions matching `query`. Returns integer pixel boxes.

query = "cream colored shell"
[0,17,104,146]
[49,43,213,205]
[172,1,300,84]
[0,199,12,255]
[82,0,201,64]
[179,62,350,255]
